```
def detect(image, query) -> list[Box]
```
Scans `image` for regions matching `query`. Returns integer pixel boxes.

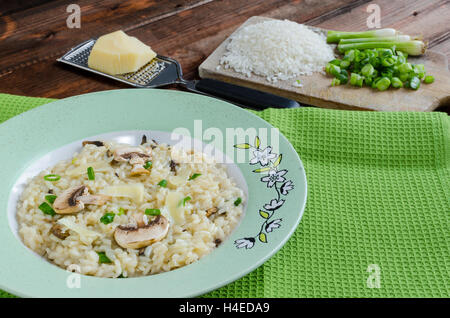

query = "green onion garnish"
[44,174,61,182]
[179,196,191,207]
[100,212,115,225]
[143,161,152,170]
[45,194,57,204]
[158,179,167,187]
[145,208,161,216]
[234,197,242,206]
[117,207,125,216]
[38,202,55,216]
[97,252,112,264]
[189,173,201,180]
[87,166,95,180]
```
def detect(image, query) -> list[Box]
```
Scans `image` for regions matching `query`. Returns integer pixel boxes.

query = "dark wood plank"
[0,0,212,72]
[0,0,360,98]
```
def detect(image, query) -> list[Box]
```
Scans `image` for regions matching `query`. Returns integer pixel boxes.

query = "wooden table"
[0,0,449,111]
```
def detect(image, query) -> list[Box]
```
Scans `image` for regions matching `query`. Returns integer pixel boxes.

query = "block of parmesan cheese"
[88,30,157,75]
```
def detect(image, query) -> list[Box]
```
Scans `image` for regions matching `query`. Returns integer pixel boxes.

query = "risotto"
[16,137,244,278]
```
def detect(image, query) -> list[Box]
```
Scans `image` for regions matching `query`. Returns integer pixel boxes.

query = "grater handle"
[194,78,301,109]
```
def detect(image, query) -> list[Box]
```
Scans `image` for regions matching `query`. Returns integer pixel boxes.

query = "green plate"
[0,89,306,297]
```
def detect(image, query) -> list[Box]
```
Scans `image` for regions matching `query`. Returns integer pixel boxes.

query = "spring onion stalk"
[337,40,426,56]
[338,35,411,44]
[327,28,397,43]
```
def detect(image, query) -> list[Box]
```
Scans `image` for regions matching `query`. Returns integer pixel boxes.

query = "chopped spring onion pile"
[143,161,152,170]
[234,197,242,206]
[158,179,167,187]
[326,28,433,91]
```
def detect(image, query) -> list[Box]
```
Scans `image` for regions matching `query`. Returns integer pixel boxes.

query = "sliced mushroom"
[113,146,151,176]
[53,185,110,214]
[206,207,218,217]
[114,215,169,249]
[49,223,69,240]
[169,160,178,174]
[82,140,104,147]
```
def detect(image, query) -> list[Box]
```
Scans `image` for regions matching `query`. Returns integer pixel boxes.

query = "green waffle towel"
[1,93,449,298]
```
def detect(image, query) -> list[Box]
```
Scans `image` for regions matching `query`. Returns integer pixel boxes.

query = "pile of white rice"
[16,140,244,278]
[220,19,335,82]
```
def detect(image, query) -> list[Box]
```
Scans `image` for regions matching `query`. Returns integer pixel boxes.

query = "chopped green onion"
[413,64,426,79]
[143,161,152,170]
[100,212,115,225]
[325,63,341,77]
[234,197,242,206]
[39,202,55,216]
[329,59,342,66]
[331,78,341,86]
[179,196,191,207]
[399,72,410,82]
[424,75,435,84]
[398,62,413,74]
[117,207,125,216]
[45,194,57,204]
[44,174,61,182]
[339,60,350,69]
[189,173,202,180]
[87,167,95,180]
[158,179,167,187]
[343,49,357,62]
[350,73,364,87]
[361,64,375,77]
[391,77,403,88]
[97,252,112,264]
[408,76,421,90]
[145,208,161,216]
[375,77,391,91]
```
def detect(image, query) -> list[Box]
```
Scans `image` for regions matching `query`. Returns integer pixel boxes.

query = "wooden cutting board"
[199,16,450,112]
